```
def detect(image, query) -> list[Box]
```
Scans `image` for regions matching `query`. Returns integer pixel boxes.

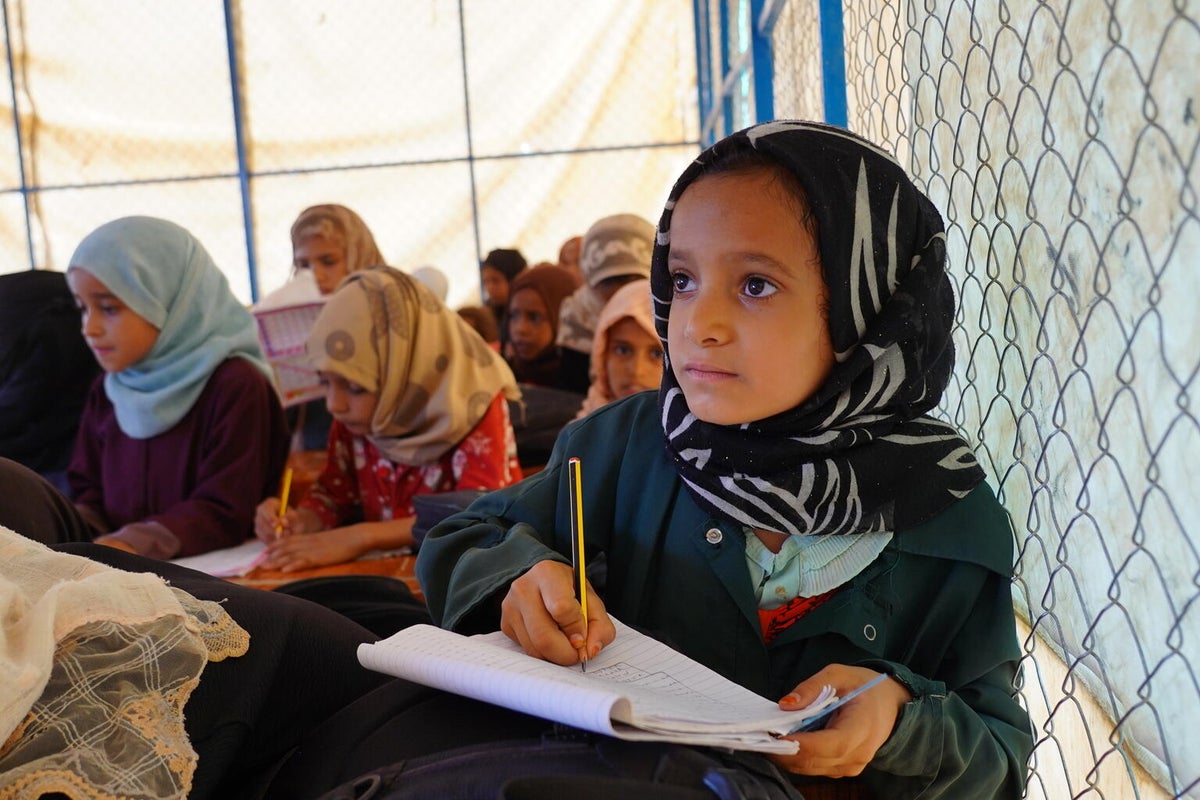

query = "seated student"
[262,203,389,450]
[557,233,583,284]
[479,247,528,355]
[556,213,655,394]
[254,265,523,572]
[573,277,662,420]
[0,270,101,494]
[288,203,386,296]
[504,264,582,389]
[66,216,290,559]
[0,456,388,800]
[455,303,501,351]
[412,121,1033,797]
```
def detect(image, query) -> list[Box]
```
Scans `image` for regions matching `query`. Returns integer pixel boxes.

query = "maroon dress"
[68,358,289,557]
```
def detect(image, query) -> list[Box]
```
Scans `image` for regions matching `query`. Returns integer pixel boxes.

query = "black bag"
[316,730,806,800]
[272,575,431,638]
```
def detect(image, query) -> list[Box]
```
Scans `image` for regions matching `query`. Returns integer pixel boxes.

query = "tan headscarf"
[290,204,386,276]
[306,266,521,465]
[576,278,657,419]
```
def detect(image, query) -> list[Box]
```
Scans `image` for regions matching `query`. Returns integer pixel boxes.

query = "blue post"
[750,0,776,123]
[818,0,848,127]
[222,0,259,301]
[3,1,37,270]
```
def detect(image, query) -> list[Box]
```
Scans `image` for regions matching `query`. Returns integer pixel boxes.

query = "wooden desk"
[228,552,423,600]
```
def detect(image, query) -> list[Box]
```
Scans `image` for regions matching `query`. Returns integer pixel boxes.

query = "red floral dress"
[300,394,521,528]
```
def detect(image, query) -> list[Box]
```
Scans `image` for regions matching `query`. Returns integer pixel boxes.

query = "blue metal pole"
[457,0,484,298]
[818,0,848,127]
[692,0,713,145]
[750,0,775,123]
[222,0,260,301]
[3,0,37,270]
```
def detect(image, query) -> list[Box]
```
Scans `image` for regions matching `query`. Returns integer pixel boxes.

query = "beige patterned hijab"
[306,265,521,465]
[290,204,386,278]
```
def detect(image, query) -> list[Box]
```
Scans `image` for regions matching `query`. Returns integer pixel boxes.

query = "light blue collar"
[745,528,893,608]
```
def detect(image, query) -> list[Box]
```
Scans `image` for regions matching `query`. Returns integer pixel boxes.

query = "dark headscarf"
[482,248,528,282]
[652,120,984,537]
[506,265,579,386]
[0,271,101,475]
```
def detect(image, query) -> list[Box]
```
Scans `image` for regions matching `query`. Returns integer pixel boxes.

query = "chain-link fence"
[772,1,1197,797]
[0,0,699,308]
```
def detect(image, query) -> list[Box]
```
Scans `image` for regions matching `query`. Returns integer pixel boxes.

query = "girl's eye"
[743,276,777,298]
[670,272,694,293]
[612,342,632,357]
[100,304,122,315]
[347,383,369,396]
[317,377,330,387]
[650,347,664,362]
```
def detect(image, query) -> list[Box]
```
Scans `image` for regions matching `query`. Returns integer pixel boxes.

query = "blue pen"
[786,673,890,735]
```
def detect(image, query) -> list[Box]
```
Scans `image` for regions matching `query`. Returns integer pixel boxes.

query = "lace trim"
[0,590,249,800]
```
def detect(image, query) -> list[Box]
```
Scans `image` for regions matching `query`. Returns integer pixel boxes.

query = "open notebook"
[358,618,851,754]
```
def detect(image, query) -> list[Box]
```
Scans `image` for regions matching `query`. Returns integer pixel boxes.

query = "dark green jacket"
[418,392,1033,799]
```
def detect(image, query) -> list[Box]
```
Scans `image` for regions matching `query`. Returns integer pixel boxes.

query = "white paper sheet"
[357,618,842,754]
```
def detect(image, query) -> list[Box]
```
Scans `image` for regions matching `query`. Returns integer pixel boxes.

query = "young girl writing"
[67,216,290,559]
[254,265,523,572]
[416,121,1033,796]
[573,277,662,419]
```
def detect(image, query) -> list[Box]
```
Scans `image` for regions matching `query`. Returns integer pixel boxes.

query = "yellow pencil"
[568,457,588,671]
[274,466,294,539]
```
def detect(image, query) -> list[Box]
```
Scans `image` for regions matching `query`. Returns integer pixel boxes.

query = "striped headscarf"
[653,121,984,537]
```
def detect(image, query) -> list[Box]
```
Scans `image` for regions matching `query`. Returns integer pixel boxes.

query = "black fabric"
[53,545,391,800]
[651,120,984,537]
[507,385,584,468]
[412,489,490,548]
[0,271,101,479]
[273,575,432,637]
[556,346,592,396]
[287,398,335,451]
[266,680,804,800]
[0,457,389,800]
[0,457,95,544]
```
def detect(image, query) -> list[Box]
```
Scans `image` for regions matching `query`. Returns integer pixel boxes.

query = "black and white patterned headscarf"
[653,121,984,537]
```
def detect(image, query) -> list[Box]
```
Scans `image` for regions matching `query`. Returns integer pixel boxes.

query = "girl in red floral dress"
[254,265,522,571]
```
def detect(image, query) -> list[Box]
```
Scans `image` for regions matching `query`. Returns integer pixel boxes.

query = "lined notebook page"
[357,619,835,752]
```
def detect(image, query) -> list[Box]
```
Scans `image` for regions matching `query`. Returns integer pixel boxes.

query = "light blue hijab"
[69,216,270,439]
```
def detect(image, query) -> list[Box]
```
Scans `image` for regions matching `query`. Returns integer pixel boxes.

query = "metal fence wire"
[774,1,1198,797]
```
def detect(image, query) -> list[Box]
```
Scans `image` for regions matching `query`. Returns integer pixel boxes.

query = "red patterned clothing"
[757,588,839,644]
[300,394,521,528]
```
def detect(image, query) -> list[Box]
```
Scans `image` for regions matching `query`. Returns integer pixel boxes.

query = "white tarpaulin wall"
[0,1,699,308]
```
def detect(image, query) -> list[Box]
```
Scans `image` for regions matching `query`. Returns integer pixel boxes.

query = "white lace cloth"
[0,527,249,800]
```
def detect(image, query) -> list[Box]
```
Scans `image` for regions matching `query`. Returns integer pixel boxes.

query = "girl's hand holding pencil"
[253,468,311,543]
[500,559,615,668]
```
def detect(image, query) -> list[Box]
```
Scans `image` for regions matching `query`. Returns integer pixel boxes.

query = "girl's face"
[67,268,159,373]
[666,168,835,426]
[294,233,349,295]
[507,287,554,361]
[604,316,663,399]
[481,265,510,309]
[319,370,379,436]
